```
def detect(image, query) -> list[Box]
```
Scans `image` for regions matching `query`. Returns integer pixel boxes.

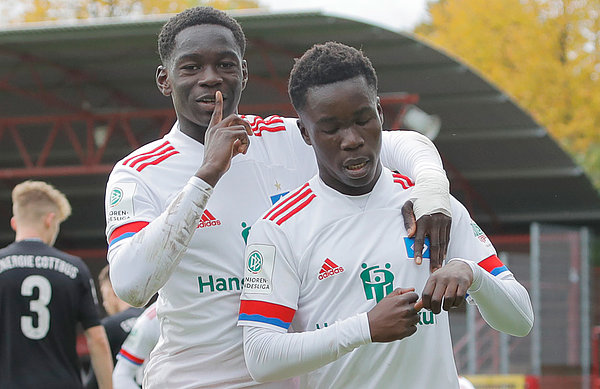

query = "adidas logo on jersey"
[197,209,221,228]
[318,258,344,280]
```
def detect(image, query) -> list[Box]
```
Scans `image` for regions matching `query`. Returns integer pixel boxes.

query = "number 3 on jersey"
[21,275,52,340]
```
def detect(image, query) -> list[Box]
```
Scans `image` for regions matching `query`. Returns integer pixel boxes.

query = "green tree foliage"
[416,0,600,189]
[6,0,259,22]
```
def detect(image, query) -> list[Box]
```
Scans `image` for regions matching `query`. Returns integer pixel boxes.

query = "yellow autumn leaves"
[416,0,600,189]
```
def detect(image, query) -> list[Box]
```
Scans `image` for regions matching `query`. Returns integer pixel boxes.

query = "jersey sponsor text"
[198,275,242,293]
[0,254,79,279]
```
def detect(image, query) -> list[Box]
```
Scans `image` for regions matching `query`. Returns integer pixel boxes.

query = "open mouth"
[346,161,368,171]
[344,159,371,178]
[196,94,226,106]
[197,96,216,104]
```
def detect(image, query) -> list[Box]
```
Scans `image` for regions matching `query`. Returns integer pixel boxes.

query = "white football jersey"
[117,303,159,379]
[106,116,314,388]
[105,116,448,387]
[239,168,509,389]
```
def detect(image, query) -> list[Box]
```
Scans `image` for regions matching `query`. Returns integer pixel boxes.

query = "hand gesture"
[195,91,253,187]
[402,200,451,272]
[419,260,473,314]
[367,288,420,343]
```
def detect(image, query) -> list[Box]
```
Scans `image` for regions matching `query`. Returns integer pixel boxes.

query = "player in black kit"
[85,265,143,389]
[0,181,113,389]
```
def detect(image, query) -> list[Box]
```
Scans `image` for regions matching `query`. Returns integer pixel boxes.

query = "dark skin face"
[156,24,248,143]
[298,76,384,196]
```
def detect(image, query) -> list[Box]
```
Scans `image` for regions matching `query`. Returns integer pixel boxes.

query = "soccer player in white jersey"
[105,7,453,388]
[113,303,159,389]
[238,42,534,388]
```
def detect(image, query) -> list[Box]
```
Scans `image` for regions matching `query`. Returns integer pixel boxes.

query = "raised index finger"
[208,91,223,128]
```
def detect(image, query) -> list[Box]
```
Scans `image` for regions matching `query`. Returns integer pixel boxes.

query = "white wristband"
[410,168,451,219]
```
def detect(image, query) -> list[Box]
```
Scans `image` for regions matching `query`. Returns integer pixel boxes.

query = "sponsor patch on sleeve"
[244,244,275,295]
[107,182,137,224]
[471,221,493,248]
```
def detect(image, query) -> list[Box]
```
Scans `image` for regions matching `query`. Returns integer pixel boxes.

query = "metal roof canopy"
[0,10,599,252]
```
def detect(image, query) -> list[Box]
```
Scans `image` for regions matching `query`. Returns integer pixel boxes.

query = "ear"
[376,96,384,124]
[241,60,249,91]
[44,212,56,229]
[297,119,312,146]
[156,65,172,96]
[10,217,16,232]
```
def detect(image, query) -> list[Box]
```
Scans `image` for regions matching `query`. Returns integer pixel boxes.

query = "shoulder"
[260,181,317,229]
[111,138,181,177]
[140,303,158,321]
[48,246,88,270]
[241,114,298,137]
[390,171,415,189]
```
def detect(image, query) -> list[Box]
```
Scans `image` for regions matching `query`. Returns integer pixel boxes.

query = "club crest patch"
[403,237,431,259]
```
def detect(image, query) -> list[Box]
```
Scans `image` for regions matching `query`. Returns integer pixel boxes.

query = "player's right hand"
[196,91,252,187]
[367,287,419,343]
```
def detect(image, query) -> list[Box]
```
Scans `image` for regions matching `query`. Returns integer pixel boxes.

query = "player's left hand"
[402,200,451,272]
[420,260,473,314]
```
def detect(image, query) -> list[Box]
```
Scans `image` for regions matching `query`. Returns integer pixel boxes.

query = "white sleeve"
[380,130,450,219]
[450,258,534,337]
[119,304,160,364]
[107,176,212,306]
[243,313,371,382]
[113,359,141,389]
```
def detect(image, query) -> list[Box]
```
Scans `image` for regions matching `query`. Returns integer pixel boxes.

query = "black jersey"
[103,307,144,363]
[84,306,144,389]
[0,240,100,389]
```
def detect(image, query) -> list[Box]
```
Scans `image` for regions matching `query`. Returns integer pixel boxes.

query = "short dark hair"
[158,7,247,64]
[288,41,378,111]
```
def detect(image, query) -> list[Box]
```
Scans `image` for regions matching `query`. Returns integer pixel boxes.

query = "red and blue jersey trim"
[239,300,296,330]
[108,221,149,247]
[478,255,508,276]
[118,349,144,366]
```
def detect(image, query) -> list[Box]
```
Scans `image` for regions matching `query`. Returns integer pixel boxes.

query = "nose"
[340,126,364,150]
[198,65,223,86]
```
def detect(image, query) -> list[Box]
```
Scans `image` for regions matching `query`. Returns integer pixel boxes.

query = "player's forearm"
[108,177,212,306]
[380,130,450,218]
[113,360,142,389]
[86,326,114,389]
[452,258,534,337]
[243,313,371,382]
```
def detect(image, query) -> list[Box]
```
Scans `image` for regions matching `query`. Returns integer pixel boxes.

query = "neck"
[177,116,208,144]
[15,230,50,245]
[116,300,133,313]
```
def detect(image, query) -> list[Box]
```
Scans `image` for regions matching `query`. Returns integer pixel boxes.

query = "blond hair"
[12,180,72,223]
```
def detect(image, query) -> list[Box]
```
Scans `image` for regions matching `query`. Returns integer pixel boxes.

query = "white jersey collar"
[311,163,392,211]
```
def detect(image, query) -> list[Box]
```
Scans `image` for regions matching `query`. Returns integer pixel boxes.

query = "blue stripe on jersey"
[238,313,291,330]
[490,265,509,276]
[109,232,136,247]
[118,351,143,365]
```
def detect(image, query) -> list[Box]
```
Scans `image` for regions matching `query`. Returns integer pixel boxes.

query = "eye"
[356,116,373,126]
[323,127,339,135]
[181,64,200,71]
[219,61,237,70]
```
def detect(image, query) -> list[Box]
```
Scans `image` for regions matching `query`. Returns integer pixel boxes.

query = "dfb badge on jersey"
[244,244,275,294]
[107,182,136,224]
